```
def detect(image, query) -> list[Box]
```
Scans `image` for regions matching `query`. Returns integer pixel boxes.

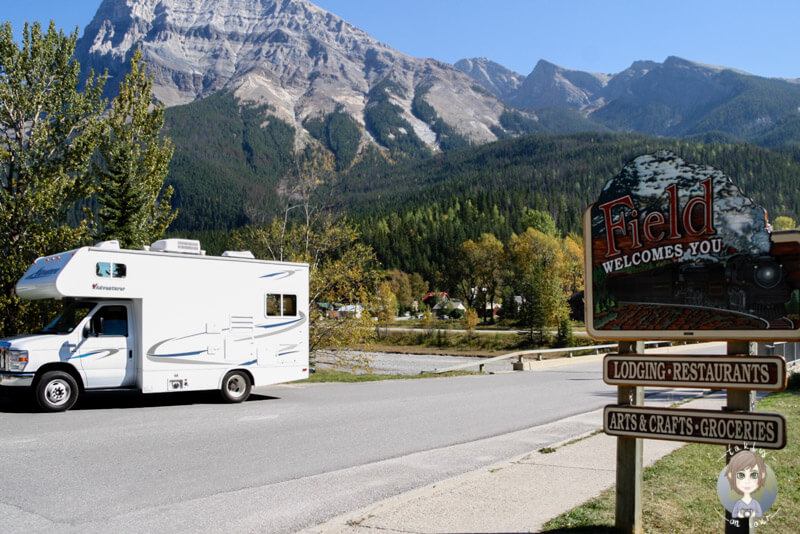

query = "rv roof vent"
[150,238,203,255]
[222,250,255,259]
[94,240,121,250]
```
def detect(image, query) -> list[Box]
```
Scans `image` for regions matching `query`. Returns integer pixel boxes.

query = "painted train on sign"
[605,252,792,322]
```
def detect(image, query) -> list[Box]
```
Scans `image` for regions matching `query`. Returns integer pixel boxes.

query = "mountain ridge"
[75,0,800,153]
[456,55,800,145]
[67,0,800,234]
[76,0,507,152]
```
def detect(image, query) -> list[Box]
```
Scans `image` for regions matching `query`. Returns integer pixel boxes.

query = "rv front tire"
[221,371,251,403]
[36,371,79,412]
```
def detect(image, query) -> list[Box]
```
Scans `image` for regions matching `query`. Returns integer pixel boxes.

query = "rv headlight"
[7,349,29,371]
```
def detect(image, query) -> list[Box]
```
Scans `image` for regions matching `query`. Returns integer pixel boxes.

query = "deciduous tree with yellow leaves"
[507,228,571,344]
[232,148,382,369]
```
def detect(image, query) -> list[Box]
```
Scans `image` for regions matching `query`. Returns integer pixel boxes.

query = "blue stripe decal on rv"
[252,312,307,340]
[259,270,300,280]
[241,360,257,366]
[71,349,119,360]
[256,317,302,329]
[151,350,206,358]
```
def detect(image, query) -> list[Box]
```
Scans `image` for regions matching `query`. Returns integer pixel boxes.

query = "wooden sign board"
[584,151,800,341]
[604,405,786,449]
[603,354,787,390]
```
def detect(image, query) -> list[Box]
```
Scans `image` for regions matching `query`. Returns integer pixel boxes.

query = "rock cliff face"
[75,0,506,149]
[453,57,524,102]
[511,59,611,111]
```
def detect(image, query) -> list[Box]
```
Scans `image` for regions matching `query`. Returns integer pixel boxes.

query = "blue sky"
[3,0,798,78]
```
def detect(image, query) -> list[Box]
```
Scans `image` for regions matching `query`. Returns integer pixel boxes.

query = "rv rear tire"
[36,371,79,412]
[221,370,251,403]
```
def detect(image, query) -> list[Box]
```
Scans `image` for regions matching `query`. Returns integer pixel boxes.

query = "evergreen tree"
[94,47,176,248]
[0,21,105,335]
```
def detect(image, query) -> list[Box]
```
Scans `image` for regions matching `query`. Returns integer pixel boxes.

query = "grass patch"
[373,327,596,355]
[300,369,478,383]
[538,430,605,456]
[543,373,800,532]
[376,329,524,352]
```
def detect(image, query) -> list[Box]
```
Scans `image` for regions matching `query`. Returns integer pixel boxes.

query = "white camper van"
[0,239,309,411]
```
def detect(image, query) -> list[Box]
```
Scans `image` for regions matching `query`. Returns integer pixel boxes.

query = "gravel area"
[315,351,515,375]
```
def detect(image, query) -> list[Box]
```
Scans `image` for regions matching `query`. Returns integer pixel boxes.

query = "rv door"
[77,303,136,388]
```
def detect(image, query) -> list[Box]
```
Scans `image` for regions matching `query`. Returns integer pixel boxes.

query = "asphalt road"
[0,346,722,533]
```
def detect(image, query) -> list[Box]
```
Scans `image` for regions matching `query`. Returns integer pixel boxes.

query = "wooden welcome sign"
[584,151,800,340]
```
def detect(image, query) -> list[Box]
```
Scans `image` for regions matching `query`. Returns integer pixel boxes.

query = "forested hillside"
[163,92,295,231]
[160,94,800,290]
[342,134,800,284]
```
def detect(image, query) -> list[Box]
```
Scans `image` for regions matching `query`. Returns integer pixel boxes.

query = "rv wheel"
[221,371,251,403]
[36,371,79,412]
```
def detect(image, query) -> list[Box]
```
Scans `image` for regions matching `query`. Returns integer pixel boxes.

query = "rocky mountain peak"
[510,59,611,111]
[453,57,524,101]
[76,0,506,150]
[78,0,378,105]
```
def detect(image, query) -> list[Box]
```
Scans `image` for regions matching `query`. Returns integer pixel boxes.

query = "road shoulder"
[303,391,725,534]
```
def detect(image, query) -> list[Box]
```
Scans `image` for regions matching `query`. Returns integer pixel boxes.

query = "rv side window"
[266,294,298,317]
[96,262,127,278]
[97,263,111,277]
[94,306,129,336]
[112,263,127,278]
[266,294,281,316]
[282,295,297,316]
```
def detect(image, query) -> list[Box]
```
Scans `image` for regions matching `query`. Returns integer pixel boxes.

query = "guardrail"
[432,341,671,374]
[760,342,800,365]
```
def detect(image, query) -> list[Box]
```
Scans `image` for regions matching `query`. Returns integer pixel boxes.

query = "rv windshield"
[38,301,96,335]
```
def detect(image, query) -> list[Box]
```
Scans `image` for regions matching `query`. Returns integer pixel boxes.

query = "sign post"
[583,151,796,533]
[725,341,756,534]
[615,341,644,534]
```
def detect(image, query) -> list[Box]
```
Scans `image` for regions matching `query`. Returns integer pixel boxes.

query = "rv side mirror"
[90,316,104,336]
[82,324,90,338]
